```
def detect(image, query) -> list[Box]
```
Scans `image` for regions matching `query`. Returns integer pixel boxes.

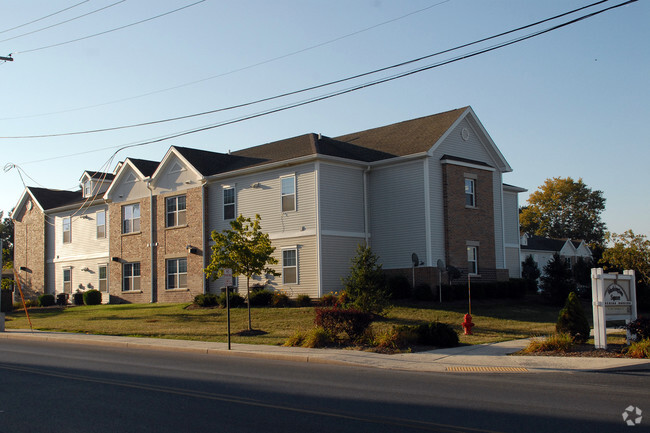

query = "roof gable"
[104,158,159,200]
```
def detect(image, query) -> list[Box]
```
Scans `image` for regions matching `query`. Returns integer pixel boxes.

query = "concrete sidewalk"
[1,329,648,373]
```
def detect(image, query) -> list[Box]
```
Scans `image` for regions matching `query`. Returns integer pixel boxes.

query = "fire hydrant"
[462,313,474,335]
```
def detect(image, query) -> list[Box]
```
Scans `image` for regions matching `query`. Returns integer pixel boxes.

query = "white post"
[591,268,607,349]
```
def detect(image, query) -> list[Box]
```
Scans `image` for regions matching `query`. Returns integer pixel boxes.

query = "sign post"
[0,239,4,332]
[591,268,637,349]
[224,268,233,350]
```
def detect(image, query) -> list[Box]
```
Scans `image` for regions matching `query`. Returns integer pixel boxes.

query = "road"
[0,340,648,433]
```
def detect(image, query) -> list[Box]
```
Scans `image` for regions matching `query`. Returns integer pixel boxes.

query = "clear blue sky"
[1,0,648,238]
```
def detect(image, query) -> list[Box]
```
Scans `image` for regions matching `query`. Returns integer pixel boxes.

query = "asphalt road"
[0,340,648,433]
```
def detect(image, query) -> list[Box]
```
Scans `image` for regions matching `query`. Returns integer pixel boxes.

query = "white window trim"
[122,203,141,234]
[223,186,236,220]
[98,263,108,292]
[467,245,479,276]
[166,195,187,228]
[280,174,296,213]
[166,257,188,290]
[282,246,298,285]
[465,178,476,208]
[122,262,141,292]
[96,210,106,239]
[63,267,72,293]
[62,217,71,244]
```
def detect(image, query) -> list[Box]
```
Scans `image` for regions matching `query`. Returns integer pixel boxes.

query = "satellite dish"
[437,259,446,271]
[411,253,420,267]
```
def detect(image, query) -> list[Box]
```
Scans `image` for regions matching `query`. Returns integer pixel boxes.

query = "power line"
[0,0,616,140]
[11,0,206,55]
[0,1,90,35]
[0,1,127,44]
[0,0,452,121]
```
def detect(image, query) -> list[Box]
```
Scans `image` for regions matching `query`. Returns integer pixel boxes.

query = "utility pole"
[0,55,13,62]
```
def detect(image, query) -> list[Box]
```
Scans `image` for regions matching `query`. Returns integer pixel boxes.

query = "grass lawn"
[4,296,562,346]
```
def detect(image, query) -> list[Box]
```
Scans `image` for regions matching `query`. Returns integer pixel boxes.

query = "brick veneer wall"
[442,163,497,281]
[12,201,46,299]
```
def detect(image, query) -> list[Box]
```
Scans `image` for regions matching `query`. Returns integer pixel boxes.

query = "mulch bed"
[514,343,629,358]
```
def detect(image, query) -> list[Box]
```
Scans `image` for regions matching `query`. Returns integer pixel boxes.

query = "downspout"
[201,179,208,294]
[363,166,371,244]
[146,179,156,303]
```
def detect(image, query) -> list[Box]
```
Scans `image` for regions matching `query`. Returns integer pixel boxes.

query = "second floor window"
[96,211,106,239]
[223,187,235,220]
[122,204,140,234]
[465,178,476,207]
[62,217,71,243]
[281,176,296,212]
[166,195,187,227]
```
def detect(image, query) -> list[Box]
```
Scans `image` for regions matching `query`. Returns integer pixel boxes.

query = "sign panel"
[591,268,637,349]
[223,268,233,287]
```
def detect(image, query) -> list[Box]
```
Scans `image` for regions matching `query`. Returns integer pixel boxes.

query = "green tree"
[204,214,279,330]
[601,230,650,285]
[342,244,389,315]
[520,177,606,246]
[0,212,14,269]
[521,254,541,291]
[556,291,590,343]
[540,253,576,305]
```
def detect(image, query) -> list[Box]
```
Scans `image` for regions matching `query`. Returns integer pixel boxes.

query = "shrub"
[283,330,307,347]
[523,333,574,353]
[248,289,273,307]
[83,289,102,306]
[521,255,541,292]
[1,289,13,312]
[301,327,335,348]
[373,326,418,353]
[56,293,69,306]
[38,293,55,307]
[320,293,337,306]
[272,292,290,307]
[314,307,373,340]
[556,291,590,343]
[626,339,650,358]
[218,291,245,308]
[388,274,411,299]
[73,292,84,306]
[295,294,311,307]
[413,283,433,301]
[415,321,459,348]
[623,316,650,341]
[194,293,219,307]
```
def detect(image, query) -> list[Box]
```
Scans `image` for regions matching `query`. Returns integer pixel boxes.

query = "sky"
[1,0,648,238]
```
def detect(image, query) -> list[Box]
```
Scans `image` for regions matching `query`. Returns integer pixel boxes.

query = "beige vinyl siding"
[320,235,365,294]
[46,262,55,295]
[319,163,365,233]
[368,160,427,269]
[111,166,150,202]
[505,246,521,278]
[53,259,110,296]
[153,155,201,194]
[492,172,505,268]
[502,190,521,245]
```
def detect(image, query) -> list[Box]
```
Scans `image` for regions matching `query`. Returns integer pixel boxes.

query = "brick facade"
[442,163,497,282]
[12,200,46,299]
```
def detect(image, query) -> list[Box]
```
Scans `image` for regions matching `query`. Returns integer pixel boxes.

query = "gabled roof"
[173,146,267,177]
[80,171,115,182]
[129,158,159,178]
[521,235,569,252]
[27,187,83,210]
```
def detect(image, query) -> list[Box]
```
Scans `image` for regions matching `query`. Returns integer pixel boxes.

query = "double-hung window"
[167,258,187,290]
[281,176,296,212]
[96,211,106,239]
[465,178,476,207]
[62,217,71,244]
[282,249,297,284]
[63,268,72,293]
[122,204,140,234]
[166,195,186,227]
[98,265,108,292]
[123,262,140,291]
[223,187,235,220]
[467,246,478,275]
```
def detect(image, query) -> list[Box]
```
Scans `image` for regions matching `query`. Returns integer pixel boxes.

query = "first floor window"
[467,246,478,275]
[62,217,71,243]
[98,265,108,292]
[167,258,187,289]
[282,249,297,284]
[166,195,187,227]
[63,268,72,293]
[465,178,476,207]
[223,187,235,220]
[122,204,140,234]
[123,262,140,291]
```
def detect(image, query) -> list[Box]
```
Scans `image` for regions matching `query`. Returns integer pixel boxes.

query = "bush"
[626,339,650,358]
[56,293,69,306]
[83,289,102,306]
[1,289,13,312]
[413,283,433,301]
[73,292,84,306]
[38,293,55,307]
[248,289,273,307]
[320,293,337,306]
[314,307,373,340]
[272,292,290,307]
[523,333,574,353]
[301,327,335,348]
[194,293,219,307]
[373,326,418,353]
[295,294,311,307]
[623,316,650,341]
[415,321,459,348]
[556,291,590,343]
[218,291,245,308]
[388,274,411,299]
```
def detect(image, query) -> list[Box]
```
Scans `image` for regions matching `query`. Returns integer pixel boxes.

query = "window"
[465,178,476,207]
[122,262,140,291]
[223,187,235,220]
[281,176,296,212]
[62,217,71,243]
[98,265,107,292]
[63,268,72,293]
[84,180,92,197]
[167,258,187,290]
[96,211,106,239]
[166,195,187,227]
[467,246,478,275]
[282,249,297,284]
[122,204,140,234]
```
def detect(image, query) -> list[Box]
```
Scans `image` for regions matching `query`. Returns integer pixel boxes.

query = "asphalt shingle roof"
[521,235,568,252]
[28,187,83,210]
[129,158,159,177]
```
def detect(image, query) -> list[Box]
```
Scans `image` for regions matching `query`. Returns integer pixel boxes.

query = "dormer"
[79,171,115,199]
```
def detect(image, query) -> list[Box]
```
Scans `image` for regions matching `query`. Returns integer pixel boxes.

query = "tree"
[521,254,541,291]
[540,253,576,305]
[601,230,650,285]
[520,177,606,246]
[204,214,279,330]
[0,212,14,269]
[556,291,590,343]
[342,244,389,315]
